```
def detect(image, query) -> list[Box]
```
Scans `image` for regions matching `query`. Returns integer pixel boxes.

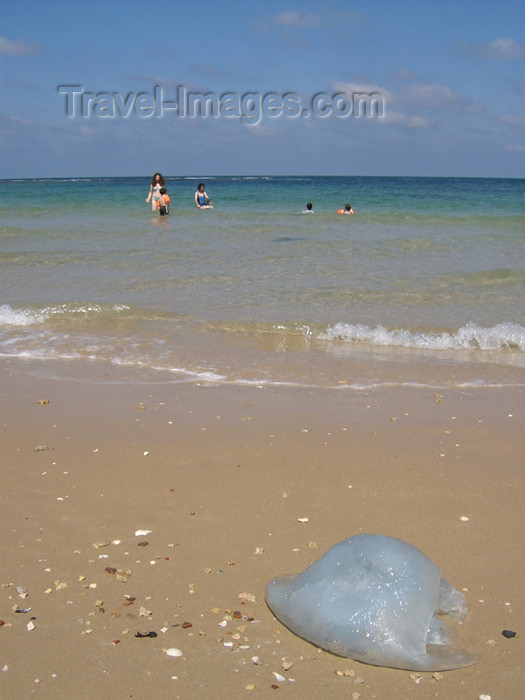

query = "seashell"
[166,647,183,657]
[266,534,478,671]
[238,592,256,603]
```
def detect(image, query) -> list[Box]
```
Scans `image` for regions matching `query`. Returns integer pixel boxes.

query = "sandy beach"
[0,359,523,699]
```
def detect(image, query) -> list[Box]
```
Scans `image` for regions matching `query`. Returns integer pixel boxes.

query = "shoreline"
[0,360,523,698]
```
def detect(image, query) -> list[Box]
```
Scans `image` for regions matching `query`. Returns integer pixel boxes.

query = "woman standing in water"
[146,173,166,211]
[194,182,213,209]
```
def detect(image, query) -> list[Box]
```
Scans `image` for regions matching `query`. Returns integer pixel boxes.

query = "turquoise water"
[1,176,524,388]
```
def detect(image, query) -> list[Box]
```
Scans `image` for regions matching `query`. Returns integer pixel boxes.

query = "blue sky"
[1,0,524,178]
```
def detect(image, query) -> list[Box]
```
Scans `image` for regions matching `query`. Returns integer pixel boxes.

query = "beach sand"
[0,360,523,699]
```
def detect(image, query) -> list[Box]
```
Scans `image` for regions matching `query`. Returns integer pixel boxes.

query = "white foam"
[0,303,132,327]
[0,304,46,326]
[321,321,525,353]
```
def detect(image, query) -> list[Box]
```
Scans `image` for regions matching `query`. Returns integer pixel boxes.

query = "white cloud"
[0,36,38,56]
[476,37,525,59]
[398,82,484,114]
[9,116,34,127]
[401,83,456,108]
[390,69,418,82]
[407,115,432,128]
[499,114,525,125]
[331,81,392,102]
[242,122,275,135]
[76,126,99,136]
[332,82,440,127]
[381,112,432,128]
[272,11,322,29]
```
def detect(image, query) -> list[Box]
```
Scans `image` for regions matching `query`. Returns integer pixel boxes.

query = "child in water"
[158,187,170,216]
[338,203,354,215]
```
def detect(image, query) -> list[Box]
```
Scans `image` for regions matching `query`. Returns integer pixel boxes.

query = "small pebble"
[502,629,516,638]
[478,695,492,700]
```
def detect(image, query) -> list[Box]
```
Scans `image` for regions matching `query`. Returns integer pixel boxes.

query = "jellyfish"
[265,534,478,671]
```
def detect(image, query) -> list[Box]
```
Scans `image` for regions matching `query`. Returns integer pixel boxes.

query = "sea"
[1,175,524,390]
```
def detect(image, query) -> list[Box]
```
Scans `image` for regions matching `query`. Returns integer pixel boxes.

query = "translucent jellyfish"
[265,534,478,671]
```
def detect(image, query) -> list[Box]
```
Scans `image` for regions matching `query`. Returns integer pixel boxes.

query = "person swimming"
[195,183,213,209]
[338,203,355,215]
[305,202,314,213]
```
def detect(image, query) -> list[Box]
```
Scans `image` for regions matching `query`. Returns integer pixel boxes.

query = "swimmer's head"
[306,202,313,210]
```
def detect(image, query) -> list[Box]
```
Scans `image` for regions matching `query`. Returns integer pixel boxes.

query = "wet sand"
[0,360,523,699]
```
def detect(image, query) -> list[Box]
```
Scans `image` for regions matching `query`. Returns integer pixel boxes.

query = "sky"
[1,0,524,178]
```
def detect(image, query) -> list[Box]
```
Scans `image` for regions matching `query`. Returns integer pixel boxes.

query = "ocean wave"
[321,321,525,352]
[0,304,47,326]
[0,303,132,326]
